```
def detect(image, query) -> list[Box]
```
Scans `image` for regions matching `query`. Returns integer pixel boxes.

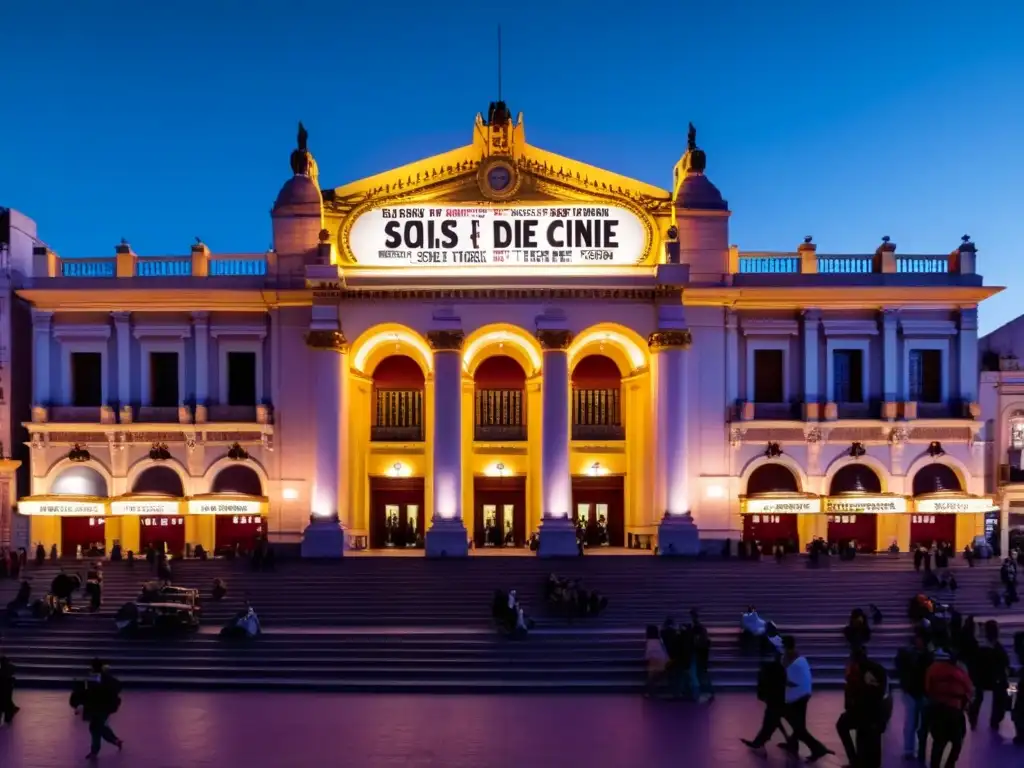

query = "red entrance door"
[214,514,265,554]
[827,514,878,553]
[369,477,425,549]
[571,476,625,548]
[140,516,186,556]
[742,514,799,553]
[61,516,106,558]
[910,514,958,549]
[474,476,527,548]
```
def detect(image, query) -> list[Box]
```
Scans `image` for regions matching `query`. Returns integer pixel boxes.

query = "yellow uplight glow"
[586,461,609,477]
[352,330,433,375]
[463,331,542,374]
[387,462,412,478]
[705,484,725,499]
[569,330,647,372]
[282,487,299,501]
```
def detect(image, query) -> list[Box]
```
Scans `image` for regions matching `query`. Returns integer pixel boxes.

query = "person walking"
[924,647,973,768]
[77,659,124,759]
[779,635,834,762]
[689,609,715,703]
[741,654,790,756]
[0,656,18,725]
[895,628,933,761]
[835,646,891,768]
[967,619,1011,731]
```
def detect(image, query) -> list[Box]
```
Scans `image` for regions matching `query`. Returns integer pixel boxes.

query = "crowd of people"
[543,573,608,618]
[643,610,714,702]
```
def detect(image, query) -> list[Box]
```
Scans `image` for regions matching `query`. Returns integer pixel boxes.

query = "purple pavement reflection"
[0,690,1019,767]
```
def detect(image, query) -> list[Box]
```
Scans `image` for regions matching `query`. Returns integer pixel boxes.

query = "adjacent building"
[9,105,1000,557]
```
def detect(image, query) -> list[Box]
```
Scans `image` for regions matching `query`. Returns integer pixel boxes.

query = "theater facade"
[11,104,999,557]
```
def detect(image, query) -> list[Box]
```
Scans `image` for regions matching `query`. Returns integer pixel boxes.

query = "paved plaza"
[0,689,1018,767]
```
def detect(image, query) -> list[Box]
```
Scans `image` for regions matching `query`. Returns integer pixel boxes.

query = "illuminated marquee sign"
[914,498,995,514]
[19,499,106,517]
[745,498,820,515]
[188,499,263,516]
[348,204,646,267]
[825,497,908,514]
[110,499,181,516]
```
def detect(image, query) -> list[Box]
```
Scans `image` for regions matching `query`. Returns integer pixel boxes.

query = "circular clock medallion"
[477,159,520,200]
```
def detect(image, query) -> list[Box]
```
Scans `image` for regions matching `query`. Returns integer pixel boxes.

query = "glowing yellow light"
[485,462,513,477]
[463,330,542,374]
[387,462,411,478]
[352,330,433,375]
[569,329,647,372]
[586,461,609,477]
[705,484,725,499]
[282,487,299,501]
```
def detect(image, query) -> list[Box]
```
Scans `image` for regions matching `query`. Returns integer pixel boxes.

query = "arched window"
[132,466,185,496]
[50,466,108,497]
[829,464,882,495]
[371,355,426,442]
[746,463,800,495]
[912,464,963,496]
[1011,410,1024,450]
[211,465,264,496]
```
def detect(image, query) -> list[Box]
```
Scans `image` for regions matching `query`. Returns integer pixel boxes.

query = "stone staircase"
[0,555,1019,693]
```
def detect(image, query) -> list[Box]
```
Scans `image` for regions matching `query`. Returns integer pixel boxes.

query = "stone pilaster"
[536,328,577,557]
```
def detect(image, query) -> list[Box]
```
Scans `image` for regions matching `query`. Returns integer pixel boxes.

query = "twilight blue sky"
[2,1,1022,332]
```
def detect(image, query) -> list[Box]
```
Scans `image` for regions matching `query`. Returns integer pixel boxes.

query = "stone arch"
[905,453,970,496]
[740,455,808,494]
[202,456,268,496]
[47,463,110,497]
[462,324,543,378]
[126,457,190,496]
[568,323,649,377]
[350,323,432,377]
[371,354,426,387]
[746,463,801,495]
[823,454,891,494]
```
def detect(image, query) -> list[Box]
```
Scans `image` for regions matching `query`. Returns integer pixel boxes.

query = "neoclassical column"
[536,329,578,556]
[192,311,210,407]
[649,329,700,555]
[300,327,347,557]
[425,330,469,556]
[112,312,132,409]
[31,309,52,407]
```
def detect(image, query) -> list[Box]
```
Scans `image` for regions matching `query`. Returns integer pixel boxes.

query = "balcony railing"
[572,388,624,440]
[474,388,525,441]
[373,389,423,442]
[735,240,976,276]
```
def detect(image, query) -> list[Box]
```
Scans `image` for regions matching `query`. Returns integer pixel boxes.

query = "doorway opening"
[474,475,526,548]
[571,475,625,547]
[370,476,425,549]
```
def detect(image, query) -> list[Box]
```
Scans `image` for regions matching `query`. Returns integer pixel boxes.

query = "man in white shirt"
[780,636,834,762]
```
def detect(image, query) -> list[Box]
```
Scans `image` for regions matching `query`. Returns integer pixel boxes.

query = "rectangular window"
[909,349,942,403]
[752,349,784,403]
[70,352,102,407]
[832,349,864,403]
[149,352,179,407]
[226,351,257,406]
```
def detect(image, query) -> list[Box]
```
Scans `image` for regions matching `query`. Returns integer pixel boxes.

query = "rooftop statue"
[297,121,308,153]
[687,122,697,152]
[290,121,313,176]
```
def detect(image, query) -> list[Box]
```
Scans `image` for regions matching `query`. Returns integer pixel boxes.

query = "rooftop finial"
[687,123,697,152]
[682,122,706,174]
[290,122,314,176]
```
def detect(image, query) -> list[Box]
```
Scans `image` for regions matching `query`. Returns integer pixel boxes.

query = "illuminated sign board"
[825,497,908,514]
[915,498,995,514]
[348,204,646,267]
[19,499,106,517]
[745,498,820,515]
[110,499,181,516]
[188,499,263,516]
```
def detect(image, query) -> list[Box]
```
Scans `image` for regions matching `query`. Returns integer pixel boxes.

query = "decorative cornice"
[536,330,574,350]
[426,330,465,352]
[305,329,347,351]
[647,329,692,351]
